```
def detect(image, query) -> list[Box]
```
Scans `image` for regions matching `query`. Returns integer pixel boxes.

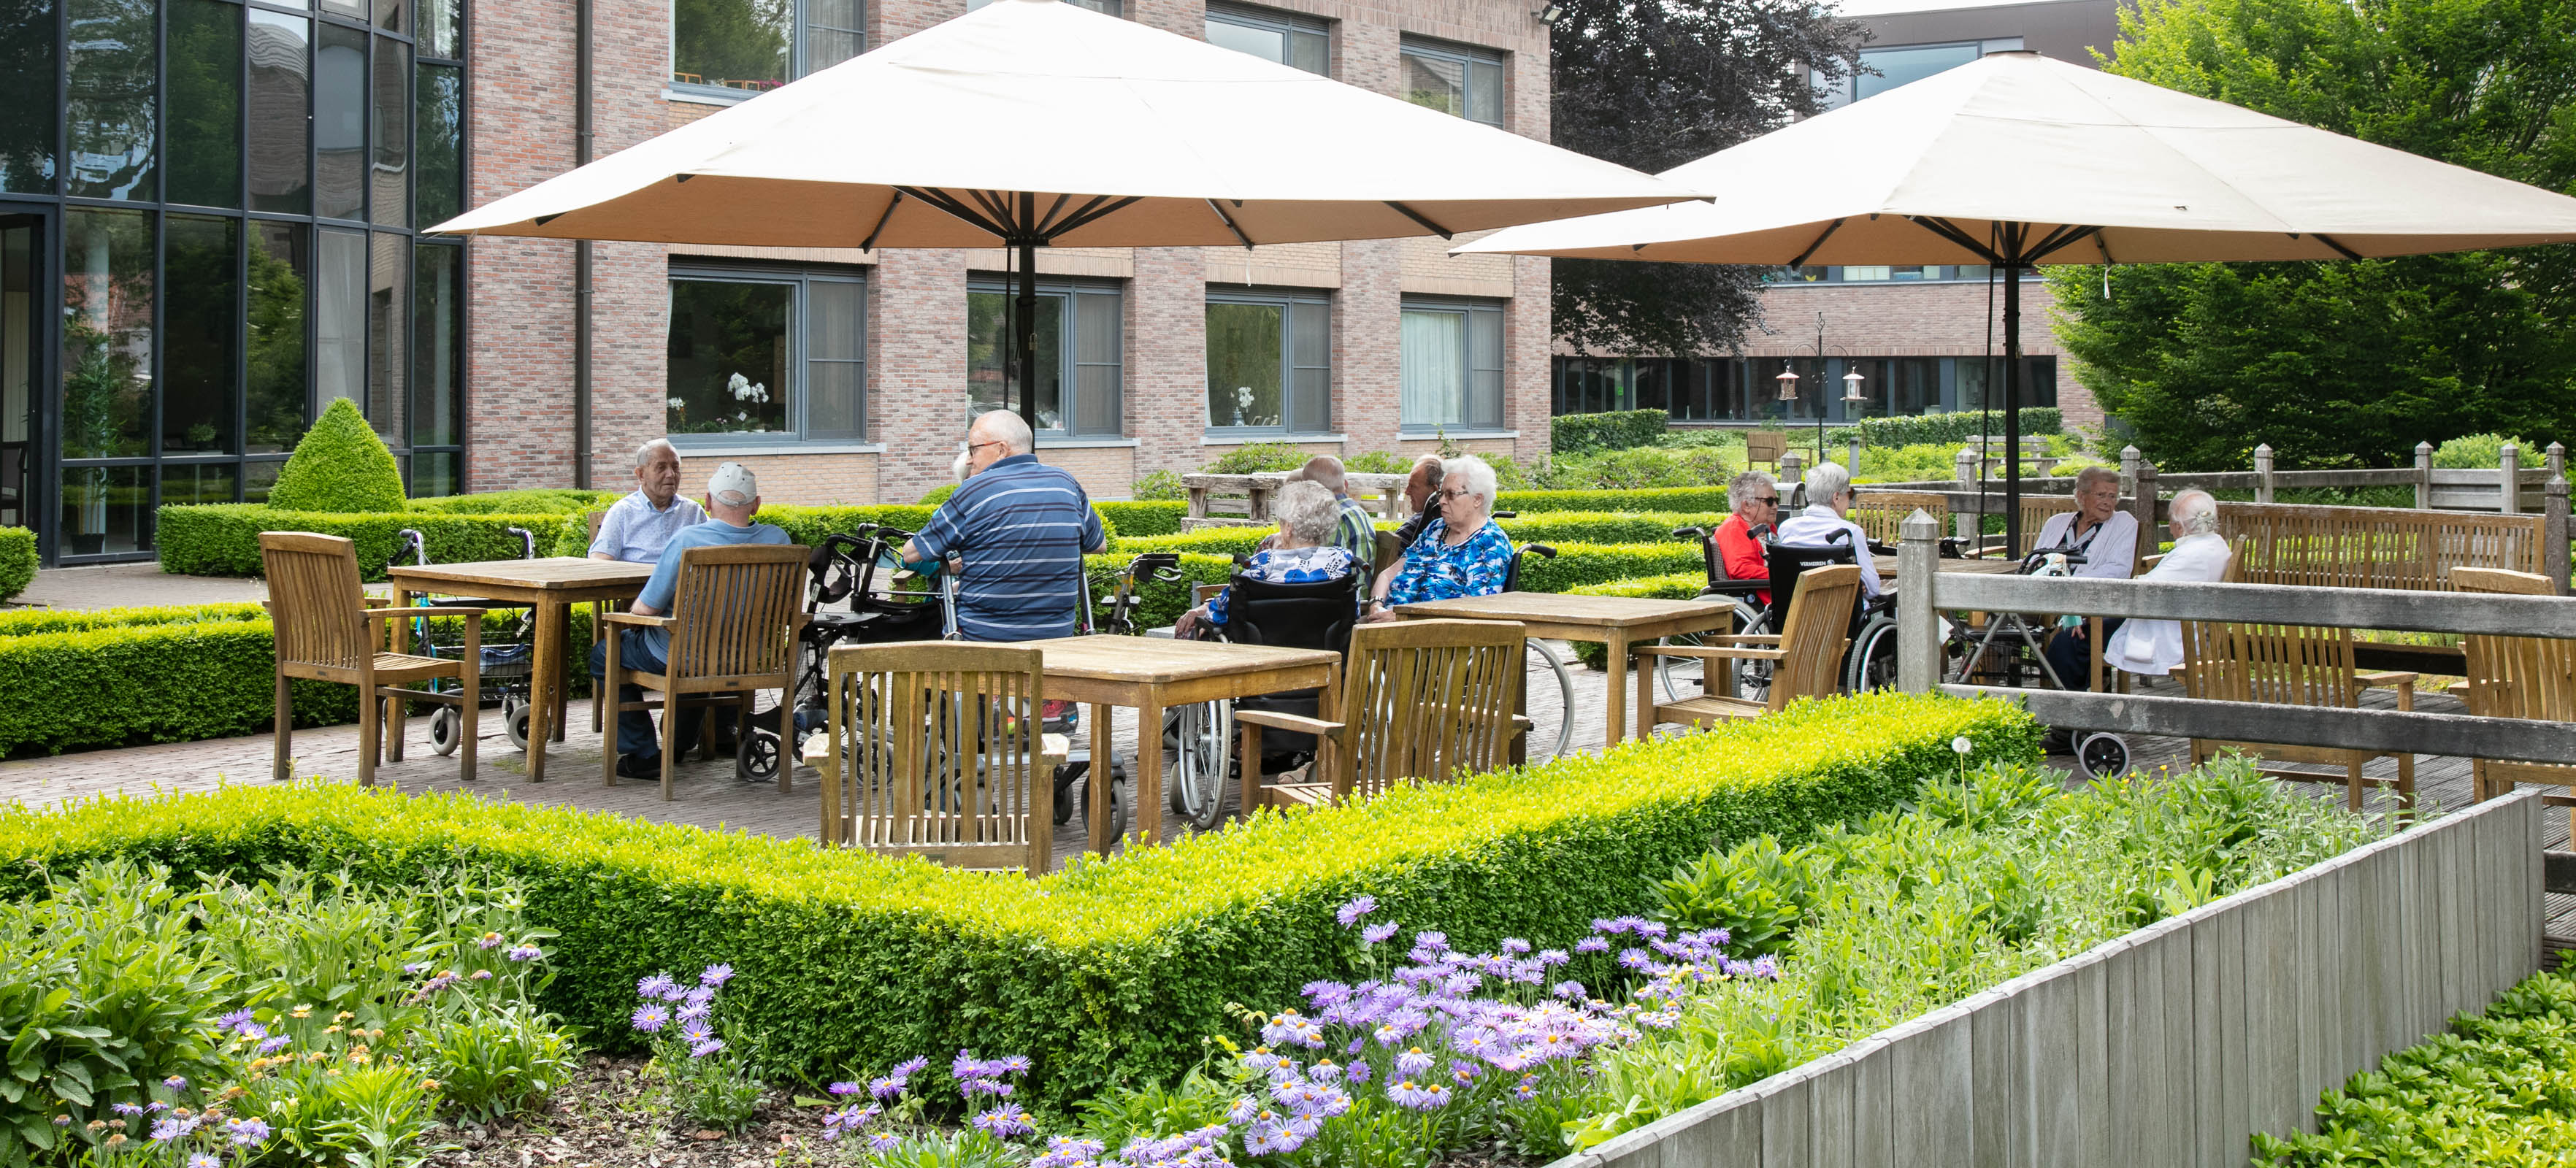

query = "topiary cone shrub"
[268,398,406,513]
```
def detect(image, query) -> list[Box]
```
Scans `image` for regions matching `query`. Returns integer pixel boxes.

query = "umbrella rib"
[1906,216,2004,264]
[1034,192,1075,236]
[2306,232,2366,261]
[860,191,905,253]
[1384,201,1454,240]
[1787,218,1847,267]
[1046,195,1146,240]
[895,185,1011,239]
[2026,224,2105,264]
[1205,199,1256,250]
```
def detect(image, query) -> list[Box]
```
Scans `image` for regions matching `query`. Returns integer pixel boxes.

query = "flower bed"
[0,692,2033,1108]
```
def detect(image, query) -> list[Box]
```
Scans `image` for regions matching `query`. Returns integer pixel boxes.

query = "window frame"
[1205,1,1329,75]
[1203,287,1330,437]
[964,276,1124,440]
[1398,296,1503,433]
[667,0,868,104]
[664,260,870,447]
[1398,35,1505,128]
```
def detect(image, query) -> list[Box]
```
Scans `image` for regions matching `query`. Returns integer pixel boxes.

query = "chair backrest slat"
[2215,503,2545,592]
[2454,567,2576,728]
[824,642,1047,875]
[2182,621,2361,709]
[1335,619,1525,801]
[1852,491,1950,545]
[259,531,372,671]
[1768,564,1861,710]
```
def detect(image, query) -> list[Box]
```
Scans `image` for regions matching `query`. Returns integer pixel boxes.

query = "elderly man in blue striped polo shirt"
[900,410,1108,642]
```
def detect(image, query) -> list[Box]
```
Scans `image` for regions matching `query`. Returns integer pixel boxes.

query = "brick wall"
[681,453,881,505]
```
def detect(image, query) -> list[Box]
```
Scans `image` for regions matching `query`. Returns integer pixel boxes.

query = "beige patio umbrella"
[1456,49,2576,552]
[429,0,1698,430]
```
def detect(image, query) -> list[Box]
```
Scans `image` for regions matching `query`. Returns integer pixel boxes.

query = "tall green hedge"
[1109,512,1725,561]
[1497,487,1735,513]
[1084,539,1709,631]
[1096,500,1187,537]
[1551,410,1671,455]
[0,526,34,602]
[1825,408,2063,449]
[0,692,2037,1104]
[268,399,407,513]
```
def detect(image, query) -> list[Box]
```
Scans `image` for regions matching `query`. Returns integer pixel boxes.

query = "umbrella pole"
[1016,237,1040,434]
[2001,228,2025,559]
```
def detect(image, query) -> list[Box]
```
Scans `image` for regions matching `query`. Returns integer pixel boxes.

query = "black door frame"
[0,205,55,565]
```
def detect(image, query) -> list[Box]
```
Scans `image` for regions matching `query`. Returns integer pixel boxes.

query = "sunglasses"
[1752,496,1780,506]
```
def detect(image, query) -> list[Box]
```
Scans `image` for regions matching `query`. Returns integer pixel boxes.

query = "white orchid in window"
[727,372,770,404]
[666,396,687,410]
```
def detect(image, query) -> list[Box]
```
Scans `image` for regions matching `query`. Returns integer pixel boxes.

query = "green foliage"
[1088,535,1706,630]
[1825,410,2063,450]
[1565,572,1706,601]
[1497,487,1735,514]
[921,483,959,505]
[1533,445,1734,491]
[1651,834,1831,958]
[1552,410,1671,456]
[1130,470,1187,502]
[1556,758,2385,1153]
[2255,967,2576,1165]
[157,504,594,580]
[1109,512,1727,561]
[1096,501,1187,537]
[1342,451,1416,474]
[0,526,34,603]
[1200,443,1316,474]
[1510,542,1707,593]
[2432,432,2545,469]
[269,399,407,513]
[2052,0,2576,471]
[0,694,2038,1108]
[633,972,765,1131]
[408,489,621,517]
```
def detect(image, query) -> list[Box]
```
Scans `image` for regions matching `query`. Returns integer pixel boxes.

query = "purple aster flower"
[953,1050,984,1079]
[683,985,713,1007]
[1361,921,1400,945]
[188,1155,220,1168]
[867,1132,902,1153]
[868,1075,905,1099]
[675,1002,711,1023]
[828,1081,863,1097]
[1451,1059,1482,1084]
[997,1054,1032,1075]
[161,1077,187,1091]
[217,1008,255,1031]
[681,1021,715,1045]
[1499,937,1533,954]
[1510,1074,1541,1102]
[1346,1036,1367,1056]
[470,969,494,981]
[1385,1079,1452,1110]
[631,1004,670,1033]
[150,1116,196,1141]
[971,1103,1034,1140]
[256,1035,291,1054]
[690,1038,727,1058]
[1635,921,1668,939]
[637,973,676,1000]
[226,1118,272,1145]
[700,963,735,988]
[113,1104,145,1117]
[507,945,542,962]
[1306,1059,1342,1083]
[1575,936,1610,953]
[403,961,428,975]
[1335,895,1377,926]
[1344,1060,1372,1085]
[960,1077,1013,1098]
[1552,980,1589,1000]
[1395,1047,1433,1076]
[478,931,504,950]
[1617,948,1652,970]
[1537,948,1571,967]
[1225,1096,1263,1125]
[891,1056,929,1077]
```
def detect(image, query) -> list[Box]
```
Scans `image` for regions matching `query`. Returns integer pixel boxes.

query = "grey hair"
[1414,454,1445,489]
[1275,480,1341,546]
[2073,465,2120,493]
[1803,460,1852,504]
[970,410,1035,455]
[635,438,679,469]
[1728,471,1776,511]
[1297,456,1348,495]
[1441,456,1499,512]
[2171,488,2220,537]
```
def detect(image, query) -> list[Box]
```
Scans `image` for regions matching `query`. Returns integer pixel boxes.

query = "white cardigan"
[2103,533,2234,676]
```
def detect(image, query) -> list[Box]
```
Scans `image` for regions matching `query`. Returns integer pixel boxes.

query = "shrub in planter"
[269,398,407,513]
[0,526,34,602]
[1130,470,1187,502]
[1201,442,1314,474]
[0,692,2039,1107]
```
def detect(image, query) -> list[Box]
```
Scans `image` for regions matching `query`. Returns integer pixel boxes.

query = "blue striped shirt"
[911,454,1106,642]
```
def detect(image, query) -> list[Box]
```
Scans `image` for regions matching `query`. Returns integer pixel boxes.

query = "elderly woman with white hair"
[2104,488,2234,677]
[1177,480,1357,638]
[1365,456,1515,623]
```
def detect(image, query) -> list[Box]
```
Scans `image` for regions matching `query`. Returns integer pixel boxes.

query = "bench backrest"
[2214,503,2548,592]
[1852,491,1950,544]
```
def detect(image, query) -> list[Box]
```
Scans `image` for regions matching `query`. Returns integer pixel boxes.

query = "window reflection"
[66,0,157,200]
[0,0,58,193]
[247,222,310,453]
[248,9,312,215]
[372,36,410,226]
[58,464,147,556]
[315,226,365,410]
[668,278,793,434]
[367,231,405,442]
[411,244,461,448]
[415,64,461,225]
[673,0,789,92]
[61,208,153,459]
[168,0,243,207]
[164,215,239,453]
[315,23,367,220]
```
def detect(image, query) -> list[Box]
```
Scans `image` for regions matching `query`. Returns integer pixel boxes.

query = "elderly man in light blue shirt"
[589,439,706,564]
[1774,461,1884,599]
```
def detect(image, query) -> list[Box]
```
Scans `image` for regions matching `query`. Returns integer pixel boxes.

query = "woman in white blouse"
[2104,489,2234,677]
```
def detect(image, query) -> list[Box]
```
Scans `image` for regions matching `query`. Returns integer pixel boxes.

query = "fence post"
[1849,437,1865,476]
[2129,462,2159,538]
[2415,441,2435,510]
[2120,445,2141,497]
[2502,443,2522,515]
[2253,444,2276,504]
[1953,448,1979,542]
[2548,476,2571,596]
[1782,449,1803,505]
[2550,442,2567,483]
[1897,510,1941,692]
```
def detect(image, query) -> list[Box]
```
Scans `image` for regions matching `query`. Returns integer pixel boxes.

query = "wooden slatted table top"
[1019,634,1340,685]
[1393,592,1733,626]
[386,557,655,592]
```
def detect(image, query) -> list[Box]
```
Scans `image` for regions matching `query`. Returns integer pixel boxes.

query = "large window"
[1552,355,2058,422]
[1205,290,1327,433]
[666,264,868,442]
[671,0,864,99]
[1206,2,1326,74]
[1820,38,2022,109]
[967,280,1122,437]
[1400,37,1502,127]
[1399,299,1503,431]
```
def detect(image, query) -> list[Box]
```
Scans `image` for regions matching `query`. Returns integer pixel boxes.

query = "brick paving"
[12,563,268,612]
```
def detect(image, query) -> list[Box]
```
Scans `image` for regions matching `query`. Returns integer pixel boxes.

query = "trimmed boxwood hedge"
[0,525,34,602]
[1096,500,1187,537]
[1084,540,1710,631]
[1109,512,1725,560]
[268,399,407,513]
[1498,487,1735,513]
[1825,408,2063,449]
[0,691,2037,1105]
[1551,410,1670,455]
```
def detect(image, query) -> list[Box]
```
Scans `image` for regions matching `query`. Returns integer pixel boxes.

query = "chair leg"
[764,689,789,794]
[1238,722,1262,818]
[387,687,407,764]
[698,705,717,762]
[461,670,480,785]
[273,671,294,782]
[591,602,606,734]
[2396,753,2415,814]
[602,635,622,787]
[662,688,681,802]
[358,686,379,789]
[2345,757,2363,812]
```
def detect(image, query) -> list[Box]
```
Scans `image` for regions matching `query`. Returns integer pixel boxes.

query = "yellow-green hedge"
[0,691,2037,1104]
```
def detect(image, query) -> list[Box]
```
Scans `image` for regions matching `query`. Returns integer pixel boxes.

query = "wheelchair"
[763,524,958,785]
[1174,561,1369,829]
[1654,526,1894,705]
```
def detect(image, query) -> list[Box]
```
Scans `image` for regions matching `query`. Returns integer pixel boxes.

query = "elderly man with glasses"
[900,410,1108,642]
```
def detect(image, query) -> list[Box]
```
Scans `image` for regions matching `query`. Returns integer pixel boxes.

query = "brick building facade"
[466,0,1558,507]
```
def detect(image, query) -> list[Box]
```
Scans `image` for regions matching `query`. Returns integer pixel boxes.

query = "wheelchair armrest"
[1697,579,1768,597]
[1235,710,1347,739]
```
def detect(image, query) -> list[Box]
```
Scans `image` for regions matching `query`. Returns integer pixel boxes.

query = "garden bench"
[1181,472,1411,532]
[2182,618,2415,812]
[2453,567,2576,834]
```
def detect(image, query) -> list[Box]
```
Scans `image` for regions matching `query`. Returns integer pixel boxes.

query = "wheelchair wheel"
[428,706,462,756]
[1846,615,1900,694]
[1655,596,1762,704]
[735,729,781,784]
[1167,700,1234,831]
[503,698,531,752]
[2075,733,2131,782]
[1052,761,1083,826]
[1050,761,1130,840]
[1526,641,1576,759]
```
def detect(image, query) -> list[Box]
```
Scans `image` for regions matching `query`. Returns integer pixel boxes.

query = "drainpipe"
[571,0,595,488]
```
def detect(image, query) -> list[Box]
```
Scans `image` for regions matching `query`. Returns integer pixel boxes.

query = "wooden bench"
[1182,471,1411,532]
[2217,503,2553,675]
[1852,491,1952,546]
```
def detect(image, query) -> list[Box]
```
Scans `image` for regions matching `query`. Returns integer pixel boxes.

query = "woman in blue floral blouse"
[1365,456,1513,622]
[1176,481,1358,638]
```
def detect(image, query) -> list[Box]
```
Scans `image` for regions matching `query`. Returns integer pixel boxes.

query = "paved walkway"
[11,562,267,611]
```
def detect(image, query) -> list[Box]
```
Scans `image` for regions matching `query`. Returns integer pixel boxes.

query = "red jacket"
[1714,515,1770,604]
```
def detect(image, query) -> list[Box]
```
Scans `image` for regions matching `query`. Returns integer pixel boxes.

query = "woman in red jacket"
[1711,470,1781,604]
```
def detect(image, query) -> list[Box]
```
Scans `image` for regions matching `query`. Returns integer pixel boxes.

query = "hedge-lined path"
[12,561,267,610]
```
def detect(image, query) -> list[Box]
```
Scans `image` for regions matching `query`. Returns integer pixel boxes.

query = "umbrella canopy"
[1457,49,2576,553]
[428,0,1695,250]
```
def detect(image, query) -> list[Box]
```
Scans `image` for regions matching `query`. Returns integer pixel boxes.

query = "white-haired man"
[1390,455,1445,547]
[589,439,705,563]
[900,410,1108,642]
[591,462,788,778]
[1774,461,1883,599]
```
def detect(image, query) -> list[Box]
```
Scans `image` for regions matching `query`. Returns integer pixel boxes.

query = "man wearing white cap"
[591,461,789,778]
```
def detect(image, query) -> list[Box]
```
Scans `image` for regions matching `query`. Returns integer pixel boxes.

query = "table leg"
[551,603,570,742]
[1088,702,1113,855]
[1635,631,1658,745]
[386,587,412,766]
[528,600,561,782]
[1603,630,1630,748]
[1133,696,1164,848]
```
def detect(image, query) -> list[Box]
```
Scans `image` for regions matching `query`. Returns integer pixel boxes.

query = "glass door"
[0,212,40,550]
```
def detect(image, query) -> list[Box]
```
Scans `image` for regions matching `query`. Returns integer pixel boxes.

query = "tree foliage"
[2049,0,2576,469]
[1548,0,1861,356]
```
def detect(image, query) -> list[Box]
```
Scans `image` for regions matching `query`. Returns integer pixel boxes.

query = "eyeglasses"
[967,440,1006,454]
[1751,496,1780,506]
[1435,488,1475,503]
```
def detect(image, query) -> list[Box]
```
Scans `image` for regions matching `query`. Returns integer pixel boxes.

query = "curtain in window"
[1400,309,1464,428]
[314,227,367,413]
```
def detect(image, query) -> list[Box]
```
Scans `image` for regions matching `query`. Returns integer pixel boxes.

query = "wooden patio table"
[386,558,654,782]
[1391,593,1736,749]
[1018,634,1341,854]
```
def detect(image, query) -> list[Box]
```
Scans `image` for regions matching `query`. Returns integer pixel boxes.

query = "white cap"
[706,462,757,507]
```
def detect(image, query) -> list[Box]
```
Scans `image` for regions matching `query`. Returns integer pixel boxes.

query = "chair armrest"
[2355,670,2418,689]
[364,605,488,619]
[1235,710,1348,739]
[2444,680,2472,701]
[602,612,675,629]
[1636,645,1789,662]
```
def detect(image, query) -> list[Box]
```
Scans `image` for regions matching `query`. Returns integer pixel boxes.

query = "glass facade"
[1552,355,2058,423]
[0,0,468,563]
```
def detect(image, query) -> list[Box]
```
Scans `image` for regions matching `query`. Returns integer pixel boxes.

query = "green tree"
[2049,0,2576,469]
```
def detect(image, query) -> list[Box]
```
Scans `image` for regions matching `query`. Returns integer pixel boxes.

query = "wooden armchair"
[803,642,1067,876]
[2181,620,2414,812]
[260,532,485,788]
[599,543,808,800]
[1744,431,1787,471]
[2452,568,2576,829]
[1235,619,1529,809]
[1636,564,1861,729]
